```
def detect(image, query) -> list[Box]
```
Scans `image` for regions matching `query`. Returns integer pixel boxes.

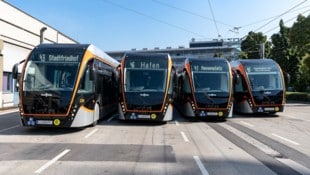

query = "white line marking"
[222,123,280,156]
[272,133,300,145]
[84,128,98,138]
[240,121,254,127]
[180,131,189,142]
[0,125,19,133]
[193,156,209,175]
[175,120,179,126]
[276,158,310,175]
[35,149,70,174]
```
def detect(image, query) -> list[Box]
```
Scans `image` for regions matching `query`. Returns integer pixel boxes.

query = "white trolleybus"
[230,59,286,114]
[176,57,233,119]
[118,53,175,121]
[12,44,120,127]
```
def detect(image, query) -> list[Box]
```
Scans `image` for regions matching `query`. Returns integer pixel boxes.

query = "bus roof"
[123,52,170,60]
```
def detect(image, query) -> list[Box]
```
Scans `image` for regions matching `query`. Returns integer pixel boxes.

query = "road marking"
[240,121,254,127]
[276,158,310,175]
[35,149,70,174]
[180,131,189,142]
[175,120,179,126]
[193,156,209,175]
[222,123,280,156]
[0,125,19,133]
[272,133,300,146]
[84,128,98,138]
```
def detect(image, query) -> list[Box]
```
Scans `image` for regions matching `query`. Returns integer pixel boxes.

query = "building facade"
[0,1,78,108]
[107,38,241,62]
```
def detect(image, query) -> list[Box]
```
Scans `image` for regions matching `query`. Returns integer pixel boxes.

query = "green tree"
[290,15,310,91]
[270,20,300,88]
[240,31,271,59]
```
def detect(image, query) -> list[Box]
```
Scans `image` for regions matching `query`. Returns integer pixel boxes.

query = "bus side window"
[78,60,94,93]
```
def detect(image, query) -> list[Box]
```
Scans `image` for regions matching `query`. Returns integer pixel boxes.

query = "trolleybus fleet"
[118,53,175,121]
[176,57,233,118]
[230,59,286,114]
[12,44,120,127]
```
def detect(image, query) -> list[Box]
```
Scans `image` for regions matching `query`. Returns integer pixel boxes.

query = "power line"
[152,0,234,28]
[240,5,310,28]
[253,0,307,32]
[263,9,310,35]
[102,0,207,38]
[207,0,221,37]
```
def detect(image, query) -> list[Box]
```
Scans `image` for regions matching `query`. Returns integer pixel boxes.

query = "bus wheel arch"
[92,102,100,126]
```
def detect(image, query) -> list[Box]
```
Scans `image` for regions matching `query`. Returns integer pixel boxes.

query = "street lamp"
[40,27,47,44]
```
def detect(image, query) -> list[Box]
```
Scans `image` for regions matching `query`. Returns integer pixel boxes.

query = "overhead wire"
[253,0,308,32]
[263,9,310,35]
[152,0,234,28]
[102,0,207,38]
[207,0,221,37]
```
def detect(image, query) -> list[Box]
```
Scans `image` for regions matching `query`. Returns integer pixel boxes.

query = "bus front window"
[193,72,229,92]
[248,72,283,91]
[23,61,78,91]
[124,69,167,92]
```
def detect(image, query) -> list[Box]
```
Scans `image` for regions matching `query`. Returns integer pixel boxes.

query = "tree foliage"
[240,32,271,59]
[240,15,310,91]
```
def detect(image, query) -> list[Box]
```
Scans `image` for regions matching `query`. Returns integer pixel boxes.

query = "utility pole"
[259,43,265,59]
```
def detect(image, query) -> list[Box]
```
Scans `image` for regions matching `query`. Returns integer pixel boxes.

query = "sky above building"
[7,0,310,51]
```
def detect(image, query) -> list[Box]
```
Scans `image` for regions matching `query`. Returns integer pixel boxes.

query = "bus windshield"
[23,49,82,91]
[191,60,230,93]
[244,63,283,91]
[193,72,229,92]
[124,69,167,92]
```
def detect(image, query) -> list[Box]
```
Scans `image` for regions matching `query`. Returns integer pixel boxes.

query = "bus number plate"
[36,120,53,125]
[138,115,150,119]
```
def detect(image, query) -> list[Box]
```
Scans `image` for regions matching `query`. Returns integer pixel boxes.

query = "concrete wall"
[0,1,78,108]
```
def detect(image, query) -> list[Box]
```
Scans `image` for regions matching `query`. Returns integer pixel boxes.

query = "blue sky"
[7,0,310,51]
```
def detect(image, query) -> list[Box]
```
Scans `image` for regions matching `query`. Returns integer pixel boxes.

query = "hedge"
[286,92,310,102]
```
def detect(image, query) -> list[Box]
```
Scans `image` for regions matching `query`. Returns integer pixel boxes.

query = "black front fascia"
[22,90,72,114]
[252,90,284,105]
[125,92,165,111]
[194,92,229,108]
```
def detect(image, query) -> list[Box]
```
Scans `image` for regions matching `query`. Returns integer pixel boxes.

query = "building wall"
[0,1,78,108]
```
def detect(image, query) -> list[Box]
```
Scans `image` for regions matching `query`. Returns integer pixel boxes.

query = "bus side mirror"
[12,63,19,79]
[233,71,241,85]
[284,72,290,88]
[89,65,95,81]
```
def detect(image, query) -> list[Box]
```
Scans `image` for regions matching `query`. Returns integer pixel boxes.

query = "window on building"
[3,72,13,93]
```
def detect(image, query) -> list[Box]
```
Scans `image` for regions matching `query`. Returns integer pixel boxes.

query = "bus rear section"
[118,53,175,121]
[176,58,233,119]
[13,44,119,127]
[231,59,285,114]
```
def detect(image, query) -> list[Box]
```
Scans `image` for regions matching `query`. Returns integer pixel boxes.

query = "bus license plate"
[264,107,274,111]
[36,120,53,125]
[138,115,150,119]
[207,112,218,116]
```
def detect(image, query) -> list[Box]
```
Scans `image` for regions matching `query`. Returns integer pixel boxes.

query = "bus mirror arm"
[233,71,241,85]
[284,72,290,88]
[12,59,25,79]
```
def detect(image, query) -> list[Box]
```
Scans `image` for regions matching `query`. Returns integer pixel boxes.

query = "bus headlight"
[218,111,223,117]
[275,107,279,112]
[53,119,61,126]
